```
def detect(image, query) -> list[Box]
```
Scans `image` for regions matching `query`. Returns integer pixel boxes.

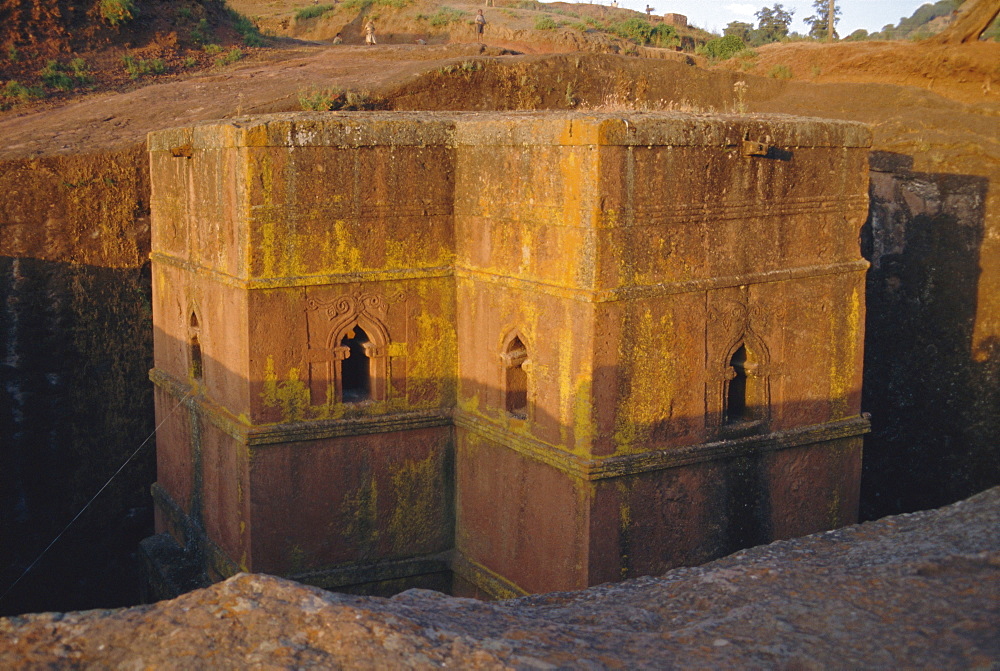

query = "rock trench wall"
[1,109,998,614]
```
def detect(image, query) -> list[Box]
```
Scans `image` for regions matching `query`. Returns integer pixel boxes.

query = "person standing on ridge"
[475,9,487,43]
[364,19,377,45]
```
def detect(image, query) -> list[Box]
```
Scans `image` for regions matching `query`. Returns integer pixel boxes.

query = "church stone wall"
[147,112,871,598]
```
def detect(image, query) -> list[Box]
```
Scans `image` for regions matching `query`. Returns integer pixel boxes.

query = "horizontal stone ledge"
[149,368,453,446]
[455,410,871,481]
[149,253,454,289]
[149,253,868,298]
[287,553,453,592]
[457,258,871,303]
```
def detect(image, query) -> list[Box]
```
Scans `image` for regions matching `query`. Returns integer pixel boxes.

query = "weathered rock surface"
[2,487,997,669]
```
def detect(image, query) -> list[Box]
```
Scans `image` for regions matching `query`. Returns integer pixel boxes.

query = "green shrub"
[203,43,223,54]
[298,87,385,111]
[7,45,19,62]
[295,4,335,21]
[215,48,243,67]
[607,18,677,47]
[99,0,136,26]
[697,34,746,60]
[122,55,166,80]
[183,56,198,68]
[534,16,558,30]
[517,0,539,9]
[190,18,214,45]
[768,64,793,79]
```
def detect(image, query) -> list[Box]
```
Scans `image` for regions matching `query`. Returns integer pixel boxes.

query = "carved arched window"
[308,292,395,406]
[502,334,529,419]
[721,338,770,429]
[188,311,203,381]
[725,344,747,424]
[329,317,388,405]
[340,326,372,403]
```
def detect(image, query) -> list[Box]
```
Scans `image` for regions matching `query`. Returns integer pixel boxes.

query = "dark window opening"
[505,336,528,419]
[190,335,203,380]
[341,326,371,403]
[726,344,748,423]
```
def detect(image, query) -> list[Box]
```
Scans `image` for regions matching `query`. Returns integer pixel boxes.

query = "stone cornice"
[454,409,871,481]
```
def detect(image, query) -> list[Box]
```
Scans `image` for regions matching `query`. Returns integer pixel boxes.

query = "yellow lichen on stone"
[343,476,379,552]
[406,287,457,408]
[261,355,310,422]
[388,453,440,554]
[614,307,675,454]
[829,287,860,419]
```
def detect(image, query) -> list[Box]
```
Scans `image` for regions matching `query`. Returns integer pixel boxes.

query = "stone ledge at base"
[3,487,998,669]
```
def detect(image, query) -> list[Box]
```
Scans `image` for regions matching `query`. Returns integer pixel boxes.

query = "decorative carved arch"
[308,292,394,404]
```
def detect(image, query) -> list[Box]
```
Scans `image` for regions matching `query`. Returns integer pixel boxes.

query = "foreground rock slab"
[2,487,998,669]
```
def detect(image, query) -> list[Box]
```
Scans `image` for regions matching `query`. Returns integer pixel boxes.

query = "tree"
[929,0,1000,43]
[753,4,794,44]
[805,0,841,39]
[724,21,754,43]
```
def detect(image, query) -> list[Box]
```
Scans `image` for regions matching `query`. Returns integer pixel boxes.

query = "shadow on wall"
[142,314,865,598]
[0,257,154,618]
[860,151,999,519]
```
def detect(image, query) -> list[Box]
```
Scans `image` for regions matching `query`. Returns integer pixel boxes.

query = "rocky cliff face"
[2,487,997,669]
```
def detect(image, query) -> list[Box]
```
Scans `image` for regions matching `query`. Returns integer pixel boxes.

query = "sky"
[611,0,937,36]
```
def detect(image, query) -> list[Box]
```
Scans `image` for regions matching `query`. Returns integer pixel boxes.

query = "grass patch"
[418,7,465,27]
[768,64,793,79]
[298,87,386,111]
[534,16,558,30]
[340,0,411,10]
[99,0,136,26]
[227,8,267,47]
[7,45,19,62]
[295,4,335,20]
[0,80,45,110]
[40,59,93,91]
[214,48,243,67]
[203,43,223,54]
[122,55,166,80]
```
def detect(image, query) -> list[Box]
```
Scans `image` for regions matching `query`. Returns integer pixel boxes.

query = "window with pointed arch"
[329,319,388,404]
[722,339,770,428]
[501,334,529,419]
[188,310,203,381]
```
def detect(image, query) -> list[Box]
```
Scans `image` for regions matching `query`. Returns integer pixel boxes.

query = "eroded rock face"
[2,486,997,669]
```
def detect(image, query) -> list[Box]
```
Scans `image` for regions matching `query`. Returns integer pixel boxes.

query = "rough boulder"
[1,487,998,668]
